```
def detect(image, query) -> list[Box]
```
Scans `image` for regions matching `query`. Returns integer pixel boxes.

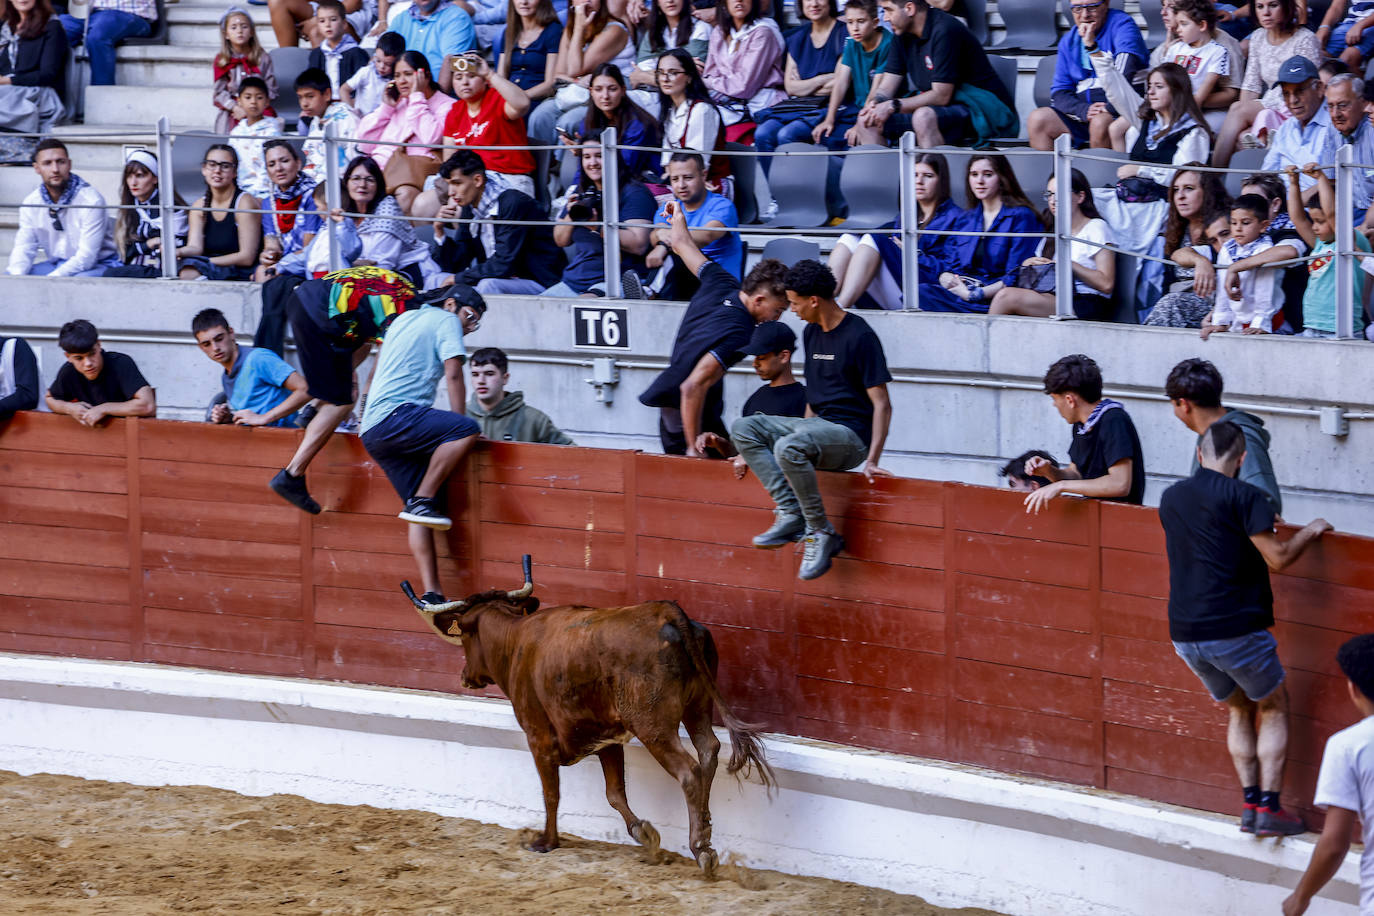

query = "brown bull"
[402,557,774,874]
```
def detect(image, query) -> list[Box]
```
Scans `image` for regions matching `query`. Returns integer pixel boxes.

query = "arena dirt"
[0,770,1004,916]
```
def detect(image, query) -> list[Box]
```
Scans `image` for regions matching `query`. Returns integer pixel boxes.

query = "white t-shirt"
[1165,39,1230,94]
[1071,218,1113,296]
[1314,715,1374,915]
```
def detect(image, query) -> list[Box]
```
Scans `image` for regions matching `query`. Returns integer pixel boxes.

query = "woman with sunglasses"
[179,144,263,281]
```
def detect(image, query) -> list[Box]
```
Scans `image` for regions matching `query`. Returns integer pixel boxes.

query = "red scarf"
[214,56,277,118]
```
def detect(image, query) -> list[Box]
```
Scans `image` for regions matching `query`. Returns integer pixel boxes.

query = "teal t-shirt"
[841,30,893,106]
[1303,235,1369,334]
[225,347,298,428]
[360,307,467,433]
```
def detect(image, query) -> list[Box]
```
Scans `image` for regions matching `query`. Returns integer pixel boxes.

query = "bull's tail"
[666,603,776,794]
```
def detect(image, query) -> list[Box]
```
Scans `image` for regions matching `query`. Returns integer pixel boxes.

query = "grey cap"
[1276,55,1319,85]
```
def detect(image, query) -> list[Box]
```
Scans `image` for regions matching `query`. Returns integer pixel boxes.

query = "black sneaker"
[1255,807,1306,837]
[399,496,452,530]
[294,403,318,429]
[621,270,646,300]
[269,469,321,514]
[1240,803,1257,834]
[420,591,446,605]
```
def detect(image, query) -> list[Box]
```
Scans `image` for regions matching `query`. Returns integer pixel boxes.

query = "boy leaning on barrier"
[45,320,156,427]
[192,308,310,429]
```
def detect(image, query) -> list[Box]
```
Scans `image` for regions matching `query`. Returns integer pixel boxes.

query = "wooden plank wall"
[2,413,1372,826]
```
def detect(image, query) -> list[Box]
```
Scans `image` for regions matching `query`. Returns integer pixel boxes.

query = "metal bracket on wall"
[585,357,619,405]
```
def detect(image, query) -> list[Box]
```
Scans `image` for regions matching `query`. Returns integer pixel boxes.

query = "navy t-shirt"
[48,350,150,407]
[883,8,1014,111]
[1159,468,1277,642]
[802,313,892,446]
[494,22,564,92]
[1067,405,1146,505]
[639,261,753,409]
[742,380,807,418]
[785,20,847,81]
[560,182,657,293]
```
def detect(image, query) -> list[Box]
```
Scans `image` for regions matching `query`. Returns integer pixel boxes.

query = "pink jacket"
[357,90,456,166]
[702,19,785,115]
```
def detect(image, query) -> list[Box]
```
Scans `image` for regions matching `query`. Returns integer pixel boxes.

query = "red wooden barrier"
[2,413,1371,824]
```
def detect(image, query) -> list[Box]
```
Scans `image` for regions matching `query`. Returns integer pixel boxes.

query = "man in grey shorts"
[1159,421,1332,837]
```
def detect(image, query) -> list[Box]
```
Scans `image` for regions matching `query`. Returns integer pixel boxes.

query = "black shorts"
[360,403,481,501]
[1052,104,1118,148]
[884,103,972,145]
[288,279,375,406]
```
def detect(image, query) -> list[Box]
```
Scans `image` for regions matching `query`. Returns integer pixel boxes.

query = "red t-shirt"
[443,89,535,176]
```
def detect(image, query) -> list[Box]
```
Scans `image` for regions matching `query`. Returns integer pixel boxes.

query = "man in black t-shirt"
[1160,421,1331,838]
[1024,354,1146,514]
[731,261,894,581]
[851,0,1016,147]
[0,335,40,422]
[638,201,788,457]
[45,320,156,427]
[696,320,807,472]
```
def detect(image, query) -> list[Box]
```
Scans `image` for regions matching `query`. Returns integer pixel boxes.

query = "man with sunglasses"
[1026,0,1148,151]
[7,139,119,278]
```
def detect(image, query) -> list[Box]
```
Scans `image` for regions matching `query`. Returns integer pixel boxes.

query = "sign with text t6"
[572,305,630,350]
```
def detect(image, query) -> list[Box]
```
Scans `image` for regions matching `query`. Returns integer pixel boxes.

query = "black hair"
[439,148,486,179]
[741,258,788,298]
[1042,354,1103,402]
[1165,358,1223,407]
[1201,420,1245,463]
[843,0,879,13]
[1338,634,1374,702]
[784,259,837,299]
[294,67,332,95]
[654,49,717,130]
[647,0,697,52]
[238,75,269,96]
[666,150,705,171]
[585,62,661,146]
[191,308,231,335]
[469,347,509,373]
[376,31,406,57]
[398,49,434,85]
[1231,192,1270,222]
[58,319,99,354]
[343,154,387,213]
[576,129,627,190]
[34,137,68,160]
[999,449,1058,487]
[263,138,301,163]
[714,0,761,32]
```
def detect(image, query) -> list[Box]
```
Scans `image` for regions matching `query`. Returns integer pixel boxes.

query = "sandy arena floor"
[0,771,1004,916]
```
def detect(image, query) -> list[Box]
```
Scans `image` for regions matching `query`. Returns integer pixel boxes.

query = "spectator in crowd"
[639,202,787,457]
[104,148,190,279]
[342,31,404,116]
[990,171,1116,321]
[179,144,263,282]
[433,148,565,294]
[309,0,370,94]
[59,0,156,86]
[829,150,960,310]
[295,68,360,186]
[8,139,119,277]
[228,77,285,199]
[0,0,68,145]
[494,0,563,101]
[466,346,575,443]
[921,154,1042,313]
[45,319,156,425]
[1158,0,1239,115]
[0,334,39,421]
[1025,0,1148,150]
[654,50,727,183]
[695,320,807,466]
[255,139,321,283]
[332,154,448,287]
[526,0,634,155]
[1023,354,1145,513]
[753,0,846,178]
[1213,0,1322,166]
[212,6,276,136]
[851,0,1016,147]
[456,0,509,50]
[700,0,785,125]
[1287,162,1372,337]
[1159,420,1331,837]
[1148,0,1246,119]
[192,308,309,428]
[358,284,485,602]
[267,0,366,47]
[1226,169,1311,327]
[1165,357,1282,515]
[731,260,892,580]
[635,151,741,299]
[1200,193,1284,337]
[811,0,893,152]
[1143,165,1232,326]
[1327,74,1374,225]
[579,62,661,179]
[547,134,654,296]
[627,0,709,99]
[999,449,1058,491]
[1261,57,1337,195]
[357,50,455,213]
[1283,633,1374,916]
[1317,0,1374,70]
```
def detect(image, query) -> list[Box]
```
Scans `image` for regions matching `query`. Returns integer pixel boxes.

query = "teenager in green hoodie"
[466,347,575,445]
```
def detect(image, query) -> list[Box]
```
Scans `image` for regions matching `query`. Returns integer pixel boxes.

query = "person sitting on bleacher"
[255,138,321,282]
[1260,56,1337,198]
[633,151,741,300]
[294,67,359,186]
[700,0,785,125]
[0,0,67,154]
[1026,0,1148,151]
[59,0,157,87]
[228,76,285,198]
[308,0,370,94]
[103,147,190,278]
[213,7,278,135]
[7,138,119,277]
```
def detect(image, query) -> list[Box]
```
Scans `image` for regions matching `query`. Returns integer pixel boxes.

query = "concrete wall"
[5,275,1372,532]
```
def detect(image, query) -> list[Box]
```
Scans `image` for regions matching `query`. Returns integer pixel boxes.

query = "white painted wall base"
[0,653,1359,916]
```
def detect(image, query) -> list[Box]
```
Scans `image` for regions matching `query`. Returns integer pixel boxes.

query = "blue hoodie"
[1050,8,1148,122]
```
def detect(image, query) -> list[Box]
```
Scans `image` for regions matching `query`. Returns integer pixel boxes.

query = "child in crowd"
[343,31,404,117]
[295,68,360,185]
[694,320,807,472]
[1202,194,1283,338]
[308,0,371,95]
[812,0,892,146]
[229,77,285,198]
[1163,0,1233,112]
[1320,0,1374,72]
[212,6,278,135]
[1286,163,1372,338]
[45,320,156,426]
[1283,633,1374,916]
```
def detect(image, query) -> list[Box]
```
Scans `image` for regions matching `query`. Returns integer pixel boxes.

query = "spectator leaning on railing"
[45,319,157,427]
[7,138,119,278]
[466,346,574,443]
[0,334,39,421]
[192,308,310,428]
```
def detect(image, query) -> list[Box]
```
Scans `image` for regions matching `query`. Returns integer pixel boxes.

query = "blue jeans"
[1173,630,1286,702]
[61,10,152,86]
[730,414,867,532]
[27,256,118,277]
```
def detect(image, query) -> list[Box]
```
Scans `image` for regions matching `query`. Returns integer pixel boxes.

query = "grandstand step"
[83,86,214,130]
[114,44,226,87]
[0,167,125,212]
[167,20,278,49]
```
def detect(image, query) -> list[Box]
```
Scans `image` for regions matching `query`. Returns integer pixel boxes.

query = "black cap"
[744,321,796,356]
[413,282,487,315]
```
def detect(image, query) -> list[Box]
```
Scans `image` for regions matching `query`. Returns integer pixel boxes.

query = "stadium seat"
[763,142,830,229]
[269,47,315,128]
[988,55,1019,109]
[1033,56,1057,110]
[1009,151,1053,204]
[963,0,990,45]
[722,142,759,225]
[987,0,1060,52]
[171,130,219,201]
[1226,148,1268,197]
[836,145,900,230]
[1109,252,1142,324]
[761,238,821,267]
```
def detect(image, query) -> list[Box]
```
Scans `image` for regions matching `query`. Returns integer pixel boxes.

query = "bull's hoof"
[629,820,662,861]
[524,838,559,853]
[695,847,718,878]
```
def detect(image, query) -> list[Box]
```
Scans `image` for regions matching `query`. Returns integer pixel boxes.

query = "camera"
[453,54,480,73]
[568,188,602,222]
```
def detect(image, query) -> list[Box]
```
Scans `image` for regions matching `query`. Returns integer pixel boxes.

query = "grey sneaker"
[399,496,453,530]
[798,527,844,580]
[752,511,805,548]
[621,270,646,299]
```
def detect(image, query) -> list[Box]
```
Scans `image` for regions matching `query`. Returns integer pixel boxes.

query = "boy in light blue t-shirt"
[192,308,309,428]
[1286,164,1369,338]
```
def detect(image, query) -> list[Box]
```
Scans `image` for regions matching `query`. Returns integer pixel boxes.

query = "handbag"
[1015,262,1056,293]
[1114,176,1166,203]
[383,152,440,192]
[555,82,590,111]
[757,96,829,121]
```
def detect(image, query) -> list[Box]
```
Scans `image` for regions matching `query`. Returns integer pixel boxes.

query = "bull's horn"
[400,581,467,614]
[507,554,534,599]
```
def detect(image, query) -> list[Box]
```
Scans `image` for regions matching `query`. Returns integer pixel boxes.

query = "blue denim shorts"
[1173,630,1285,702]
